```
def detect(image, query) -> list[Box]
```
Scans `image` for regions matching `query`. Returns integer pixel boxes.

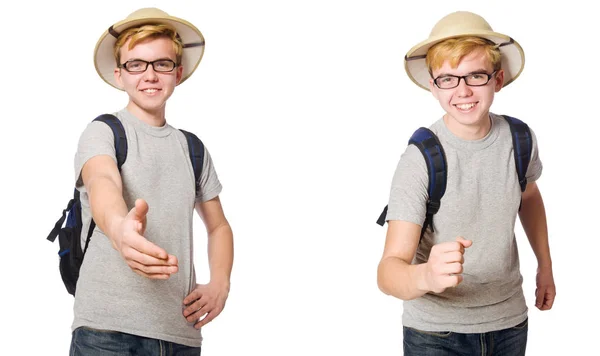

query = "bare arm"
[378,221,429,300]
[183,196,233,328]
[81,155,128,244]
[81,155,177,278]
[196,196,234,288]
[378,220,472,300]
[519,182,551,268]
[518,182,555,310]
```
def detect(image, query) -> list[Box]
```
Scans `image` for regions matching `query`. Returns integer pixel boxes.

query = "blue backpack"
[47,114,205,296]
[376,115,532,238]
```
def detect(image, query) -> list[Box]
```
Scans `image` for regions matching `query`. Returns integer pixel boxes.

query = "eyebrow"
[436,69,491,77]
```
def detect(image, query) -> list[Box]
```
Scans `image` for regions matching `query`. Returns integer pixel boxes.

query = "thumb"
[456,236,473,248]
[128,198,149,222]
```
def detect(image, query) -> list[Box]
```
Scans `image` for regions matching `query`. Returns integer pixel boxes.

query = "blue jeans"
[69,327,201,356]
[403,318,528,356]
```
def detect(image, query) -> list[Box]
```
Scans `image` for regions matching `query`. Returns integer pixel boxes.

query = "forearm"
[519,189,552,268]
[378,257,429,300]
[88,176,128,244]
[207,222,234,288]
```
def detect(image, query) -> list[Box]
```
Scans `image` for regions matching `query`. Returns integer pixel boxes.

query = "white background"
[2,0,598,355]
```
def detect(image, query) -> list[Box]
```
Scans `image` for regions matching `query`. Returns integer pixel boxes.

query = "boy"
[69,8,233,355]
[377,11,555,355]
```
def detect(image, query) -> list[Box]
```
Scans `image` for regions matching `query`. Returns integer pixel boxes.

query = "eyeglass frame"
[432,70,499,89]
[118,59,179,73]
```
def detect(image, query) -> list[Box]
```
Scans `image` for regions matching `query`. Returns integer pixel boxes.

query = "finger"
[437,241,464,253]
[442,262,463,275]
[134,198,149,221]
[439,274,462,289]
[183,296,209,316]
[127,259,178,275]
[123,248,177,267]
[184,286,205,305]
[454,274,463,285]
[184,300,210,321]
[136,221,147,235]
[195,311,218,329]
[443,251,464,264]
[535,287,545,309]
[127,234,169,261]
[456,236,473,248]
[167,254,178,266]
[542,291,555,310]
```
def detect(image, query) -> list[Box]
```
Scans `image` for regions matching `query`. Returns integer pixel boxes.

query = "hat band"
[494,37,514,49]
[183,41,204,48]
[107,25,205,48]
[405,37,515,61]
[108,26,120,38]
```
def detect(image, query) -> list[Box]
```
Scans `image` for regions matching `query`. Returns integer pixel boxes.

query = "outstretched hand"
[112,198,178,279]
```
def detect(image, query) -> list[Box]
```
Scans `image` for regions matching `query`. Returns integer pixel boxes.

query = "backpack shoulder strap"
[376,127,447,239]
[47,115,128,243]
[502,115,532,193]
[93,114,128,170]
[47,194,78,242]
[179,129,205,195]
[408,127,447,237]
[81,114,128,253]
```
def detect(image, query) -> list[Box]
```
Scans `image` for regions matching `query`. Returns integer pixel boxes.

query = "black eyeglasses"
[119,59,178,73]
[433,71,498,89]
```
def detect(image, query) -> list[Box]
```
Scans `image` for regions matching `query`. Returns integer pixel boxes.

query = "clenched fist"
[424,236,472,293]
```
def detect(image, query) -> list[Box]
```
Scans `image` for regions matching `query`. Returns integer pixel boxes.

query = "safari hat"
[404,11,525,91]
[94,7,205,90]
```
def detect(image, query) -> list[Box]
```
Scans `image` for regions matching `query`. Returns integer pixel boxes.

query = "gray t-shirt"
[71,109,222,347]
[386,113,542,333]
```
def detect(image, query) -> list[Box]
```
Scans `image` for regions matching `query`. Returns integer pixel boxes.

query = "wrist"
[210,276,230,292]
[537,257,552,270]
[537,261,553,271]
[107,215,125,247]
[413,263,431,293]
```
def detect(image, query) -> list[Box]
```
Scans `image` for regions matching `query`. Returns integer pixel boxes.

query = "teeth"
[143,89,157,93]
[456,103,476,110]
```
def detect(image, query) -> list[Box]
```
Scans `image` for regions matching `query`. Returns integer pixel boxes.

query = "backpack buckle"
[426,200,441,214]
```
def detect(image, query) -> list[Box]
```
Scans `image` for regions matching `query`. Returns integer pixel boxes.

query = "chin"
[134,98,166,112]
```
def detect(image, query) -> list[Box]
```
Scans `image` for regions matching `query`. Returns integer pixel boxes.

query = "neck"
[126,102,166,127]
[443,112,491,140]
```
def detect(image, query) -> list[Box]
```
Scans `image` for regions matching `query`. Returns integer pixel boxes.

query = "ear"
[176,65,184,85]
[429,78,439,99]
[113,67,125,90]
[494,69,505,92]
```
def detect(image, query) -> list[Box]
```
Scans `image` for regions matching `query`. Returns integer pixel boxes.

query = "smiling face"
[429,48,504,131]
[114,36,183,120]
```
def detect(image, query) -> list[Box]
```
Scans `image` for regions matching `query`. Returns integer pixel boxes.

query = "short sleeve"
[385,144,430,226]
[74,121,117,189]
[525,127,543,182]
[196,146,223,203]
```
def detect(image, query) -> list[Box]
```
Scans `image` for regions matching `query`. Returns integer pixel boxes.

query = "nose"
[142,64,158,81]
[455,78,473,97]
